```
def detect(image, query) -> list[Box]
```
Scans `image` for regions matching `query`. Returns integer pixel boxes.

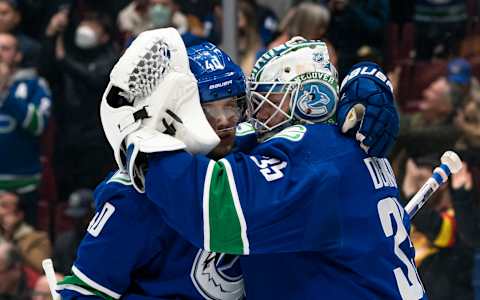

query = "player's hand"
[125,126,186,193]
[337,61,399,157]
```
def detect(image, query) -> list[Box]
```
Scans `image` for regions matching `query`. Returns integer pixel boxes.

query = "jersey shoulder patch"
[266,125,307,142]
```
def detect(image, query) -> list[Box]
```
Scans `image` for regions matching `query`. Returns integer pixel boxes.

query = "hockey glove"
[125,126,186,193]
[337,62,399,157]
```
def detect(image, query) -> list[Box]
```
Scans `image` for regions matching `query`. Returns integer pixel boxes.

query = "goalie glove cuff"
[126,126,186,193]
[339,62,394,97]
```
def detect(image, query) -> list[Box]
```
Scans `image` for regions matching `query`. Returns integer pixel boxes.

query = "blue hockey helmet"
[187,42,246,103]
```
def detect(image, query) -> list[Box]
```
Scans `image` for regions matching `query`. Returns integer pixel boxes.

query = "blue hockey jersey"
[145,123,427,300]
[56,171,244,300]
[0,69,51,191]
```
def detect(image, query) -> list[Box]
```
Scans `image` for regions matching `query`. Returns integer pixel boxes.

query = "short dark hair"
[83,11,114,36]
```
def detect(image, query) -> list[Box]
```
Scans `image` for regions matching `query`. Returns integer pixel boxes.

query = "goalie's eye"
[107,86,132,108]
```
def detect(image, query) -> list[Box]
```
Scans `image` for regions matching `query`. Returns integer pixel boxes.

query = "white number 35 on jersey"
[250,156,287,181]
[87,203,116,237]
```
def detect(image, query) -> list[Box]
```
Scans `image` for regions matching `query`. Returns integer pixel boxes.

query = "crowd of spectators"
[0,0,478,298]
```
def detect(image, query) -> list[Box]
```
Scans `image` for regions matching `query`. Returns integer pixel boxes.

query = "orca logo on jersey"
[191,250,244,299]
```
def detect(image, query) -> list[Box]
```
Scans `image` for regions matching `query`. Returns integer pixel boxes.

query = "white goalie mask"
[248,37,339,134]
[100,28,220,171]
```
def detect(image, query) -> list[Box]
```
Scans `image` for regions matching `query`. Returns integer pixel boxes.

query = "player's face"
[203,97,244,159]
[255,92,290,128]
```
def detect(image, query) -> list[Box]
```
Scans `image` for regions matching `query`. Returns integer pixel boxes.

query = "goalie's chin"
[208,133,235,160]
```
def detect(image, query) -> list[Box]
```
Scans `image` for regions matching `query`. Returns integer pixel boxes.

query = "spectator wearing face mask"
[117,0,204,47]
[41,10,119,203]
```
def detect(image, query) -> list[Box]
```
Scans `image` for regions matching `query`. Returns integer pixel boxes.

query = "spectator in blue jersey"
[124,37,418,299]
[414,0,468,60]
[0,32,51,227]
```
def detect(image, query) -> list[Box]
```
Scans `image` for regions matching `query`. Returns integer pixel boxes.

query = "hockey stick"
[405,151,462,219]
[42,258,61,300]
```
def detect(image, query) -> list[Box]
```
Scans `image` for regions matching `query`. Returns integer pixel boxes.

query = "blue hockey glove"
[337,62,399,157]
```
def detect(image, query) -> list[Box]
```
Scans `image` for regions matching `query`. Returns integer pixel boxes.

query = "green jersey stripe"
[57,275,115,299]
[220,159,249,254]
[72,265,121,299]
[205,159,249,255]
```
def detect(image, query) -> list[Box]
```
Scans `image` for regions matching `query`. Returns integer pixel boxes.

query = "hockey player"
[125,37,425,299]
[56,30,246,300]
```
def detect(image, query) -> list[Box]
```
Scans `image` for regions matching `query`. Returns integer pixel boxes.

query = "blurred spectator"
[117,0,204,47]
[0,192,52,274]
[203,0,277,47]
[241,0,278,45]
[31,273,64,300]
[414,0,467,60]
[237,0,262,74]
[450,161,480,299]
[447,58,480,107]
[445,58,480,152]
[273,2,330,43]
[53,188,94,274]
[0,241,30,299]
[455,96,480,151]
[402,155,473,300]
[42,11,118,203]
[396,78,460,159]
[0,32,51,227]
[0,0,41,68]
[326,0,389,79]
[263,2,337,71]
[268,2,336,66]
